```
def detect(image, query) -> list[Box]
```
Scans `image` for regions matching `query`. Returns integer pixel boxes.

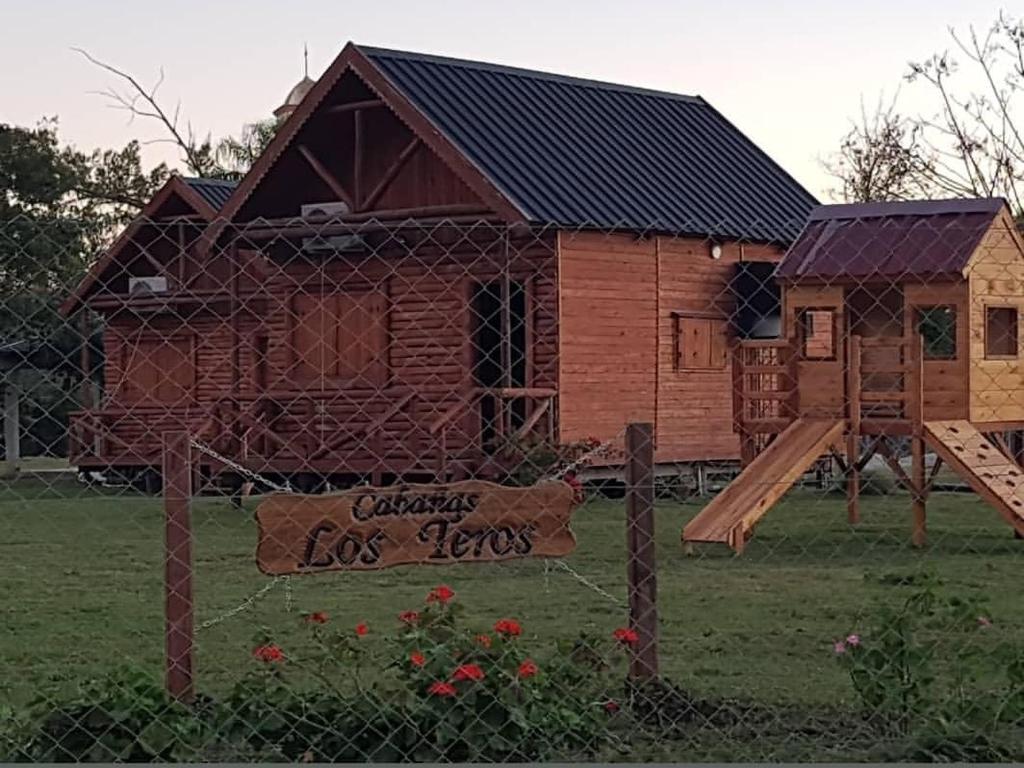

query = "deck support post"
[845,335,862,524]
[163,431,195,702]
[2,379,19,476]
[909,334,927,548]
[625,422,658,681]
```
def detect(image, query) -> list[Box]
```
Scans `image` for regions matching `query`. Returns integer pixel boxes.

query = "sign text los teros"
[255,479,577,575]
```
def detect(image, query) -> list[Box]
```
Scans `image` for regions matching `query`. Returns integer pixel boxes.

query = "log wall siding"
[557,232,784,463]
[94,235,558,472]
[657,239,784,461]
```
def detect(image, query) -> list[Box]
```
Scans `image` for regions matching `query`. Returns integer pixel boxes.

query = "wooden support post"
[625,422,658,681]
[3,380,19,475]
[909,335,927,548]
[163,431,195,702]
[79,311,94,410]
[846,335,862,524]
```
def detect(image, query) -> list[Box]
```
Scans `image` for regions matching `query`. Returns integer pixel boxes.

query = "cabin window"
[673,314,728,371]
[797,309,836,360]
[985,306,1019,359]
[120,335,196,403]
[916,306,957,360]
[292,291,389,384]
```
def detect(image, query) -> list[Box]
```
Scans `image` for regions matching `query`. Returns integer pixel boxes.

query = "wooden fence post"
[625,422,658,681]
[163,431,195,702]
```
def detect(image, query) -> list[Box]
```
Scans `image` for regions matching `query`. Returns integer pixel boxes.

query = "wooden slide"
[683,418,846,551]
[923,420,1024,537]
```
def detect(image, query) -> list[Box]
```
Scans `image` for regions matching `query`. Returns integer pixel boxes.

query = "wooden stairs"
[682,418,846,552]
[923,420,1024,537]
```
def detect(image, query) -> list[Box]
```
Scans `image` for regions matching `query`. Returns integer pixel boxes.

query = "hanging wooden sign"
[255,479,577,575]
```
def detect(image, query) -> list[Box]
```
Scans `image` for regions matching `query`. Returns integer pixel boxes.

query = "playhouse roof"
[776,198,1007,281]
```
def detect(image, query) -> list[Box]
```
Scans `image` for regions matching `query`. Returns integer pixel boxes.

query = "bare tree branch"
[72,47,215,176]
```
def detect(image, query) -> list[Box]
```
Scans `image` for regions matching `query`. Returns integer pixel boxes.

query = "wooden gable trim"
[213,42,526,230]
[60,176,216,317]
[962,203,1024,278]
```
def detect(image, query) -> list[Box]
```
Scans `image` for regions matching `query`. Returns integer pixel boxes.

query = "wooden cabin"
[684,198,1024,552]
[63,43,817,488]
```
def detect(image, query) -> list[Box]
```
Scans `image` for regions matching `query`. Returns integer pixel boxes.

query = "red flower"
[563,472,585,503]
[252,644,285,663]
[427,680,457,697]
[613,627,639,646]
[410,651,426,667]
[604,700,620,714]
[475,634,492,648]
[451,663,485,682]
[399,610,420,625]
[494,618,522,637]
[304,611,329,625]
[517,659,539,678]
[426,585,455,604]
[355,622,369,637]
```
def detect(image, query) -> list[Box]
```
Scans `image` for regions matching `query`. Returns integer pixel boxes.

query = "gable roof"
[218,43,817,243]
[182,177,237,211]
[61,175,232,316]
[776,198,1008,282]
[361,47,817,241]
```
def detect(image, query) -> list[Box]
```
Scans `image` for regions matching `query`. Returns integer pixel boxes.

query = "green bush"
[834,585,1024,760]
[9,668,207,761]
[10,586,629,762]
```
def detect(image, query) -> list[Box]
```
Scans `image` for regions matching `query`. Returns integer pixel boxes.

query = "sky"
[0,0,1012,200]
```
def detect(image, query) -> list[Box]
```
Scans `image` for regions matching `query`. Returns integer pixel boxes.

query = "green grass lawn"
[3,476,1021,719]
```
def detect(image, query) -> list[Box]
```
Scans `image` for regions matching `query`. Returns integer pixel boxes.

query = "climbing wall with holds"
[924,420,1024,535]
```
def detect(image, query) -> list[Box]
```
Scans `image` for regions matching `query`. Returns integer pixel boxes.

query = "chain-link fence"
[3,205,1024,762]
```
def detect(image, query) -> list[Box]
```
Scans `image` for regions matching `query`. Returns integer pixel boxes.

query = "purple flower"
[845,633,861,647]
[833,640,847,655]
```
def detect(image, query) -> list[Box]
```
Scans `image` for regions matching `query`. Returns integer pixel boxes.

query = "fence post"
[163,431,195,702]
[625,422,658,681]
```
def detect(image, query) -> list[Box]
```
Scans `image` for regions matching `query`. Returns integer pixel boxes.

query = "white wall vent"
[128,276,169,295]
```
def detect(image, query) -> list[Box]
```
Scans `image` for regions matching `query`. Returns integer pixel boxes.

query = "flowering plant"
[832,584,1023,759]
[227,584,634,761]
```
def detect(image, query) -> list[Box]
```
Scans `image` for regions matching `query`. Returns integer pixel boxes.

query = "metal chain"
[549,559,627,609]
[188,437,293,493]
[543,426,628,481]
[196,576,287,632]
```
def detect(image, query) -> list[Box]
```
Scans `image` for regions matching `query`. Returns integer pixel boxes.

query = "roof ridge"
[357,44,703,103]
[810,197,1005,221]
[183,176,238,187]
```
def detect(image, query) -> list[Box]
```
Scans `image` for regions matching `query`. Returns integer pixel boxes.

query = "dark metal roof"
[183,177,237,211]
[361,46,818,242]
[777,198,1006,281]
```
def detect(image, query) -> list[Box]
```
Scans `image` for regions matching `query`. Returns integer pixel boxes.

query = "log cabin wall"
[557,231,784,463]
[239,232,559,474]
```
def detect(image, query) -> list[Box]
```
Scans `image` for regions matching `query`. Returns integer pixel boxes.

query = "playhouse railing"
[731,338,799,465]
[849,334,924,434]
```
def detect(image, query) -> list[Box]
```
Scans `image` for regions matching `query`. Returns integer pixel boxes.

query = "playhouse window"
[292,291,389,383]
[797,309,836,360]
[916,306,957,360]
[673,314,728,370]
[985,306,1019,359]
